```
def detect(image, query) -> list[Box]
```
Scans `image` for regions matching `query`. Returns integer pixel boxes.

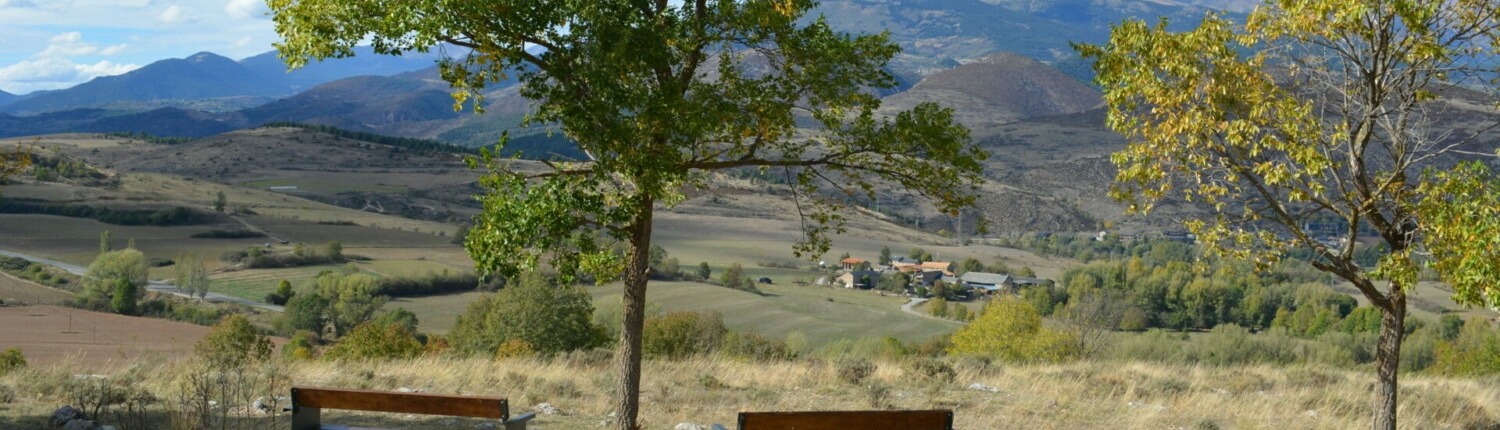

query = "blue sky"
[0,0,278,95]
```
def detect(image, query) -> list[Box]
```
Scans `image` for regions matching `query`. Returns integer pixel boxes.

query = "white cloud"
[224,0,267,20]
[158,4,185,23]
[0,57,139,94]
[0,32,139,93]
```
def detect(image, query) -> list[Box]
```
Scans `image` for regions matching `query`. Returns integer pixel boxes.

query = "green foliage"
[324,241,344,262]
[212,191,226,213]
[0,199,216,226]
[949,297,1077,362]
[0,347,25,376]
[1431,318,1500,376]
[266,279,295,305]
[928,297,948,318]
[1438,314,1465,341]
[371,308,420,332]
[643,311,727,360]
[324,322,425,361]
[270,0,986,427]
[697,262,711,280]
[110,277,137,315]
[80,249,147,311]
[173,252,210,301]
[189,229,266,239]
[1079,2,1500,425]
[283,330,319,360]
[195,314,272,369]
[448,272,602,356]
[878,247,892,265]
[317,272,387,338]
[280,292,329,335]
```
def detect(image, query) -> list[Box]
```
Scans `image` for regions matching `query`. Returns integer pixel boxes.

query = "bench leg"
[291,406,321,430]
[505,412,537,430]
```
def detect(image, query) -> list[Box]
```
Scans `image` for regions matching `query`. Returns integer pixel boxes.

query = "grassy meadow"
[2,353,1496,430]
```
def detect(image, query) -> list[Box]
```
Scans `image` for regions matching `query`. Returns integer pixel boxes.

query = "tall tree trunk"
[615,201,654,430]
[1372,290,1406,430]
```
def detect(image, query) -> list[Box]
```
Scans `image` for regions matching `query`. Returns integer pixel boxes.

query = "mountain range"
[0,47,446,116]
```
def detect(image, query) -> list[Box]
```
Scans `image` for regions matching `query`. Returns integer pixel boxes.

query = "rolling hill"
[881,52,1103,129]
[1,53,283,115]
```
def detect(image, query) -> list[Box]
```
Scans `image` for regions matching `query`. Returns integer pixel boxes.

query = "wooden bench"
[710,409,954,430]
[290,386,536,430]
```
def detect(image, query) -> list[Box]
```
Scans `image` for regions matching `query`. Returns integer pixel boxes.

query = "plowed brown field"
[0,305,213,371]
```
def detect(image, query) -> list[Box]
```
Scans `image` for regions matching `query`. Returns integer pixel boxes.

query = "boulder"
[48,405,85,428]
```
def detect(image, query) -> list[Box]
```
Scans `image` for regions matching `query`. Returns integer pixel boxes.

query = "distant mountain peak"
[187,52,230,63]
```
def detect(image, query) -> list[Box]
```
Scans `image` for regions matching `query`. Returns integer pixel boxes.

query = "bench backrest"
[736,409,953,430]
[291,386,510,421]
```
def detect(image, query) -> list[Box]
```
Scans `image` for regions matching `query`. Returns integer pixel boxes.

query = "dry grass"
[2,353,1496,430]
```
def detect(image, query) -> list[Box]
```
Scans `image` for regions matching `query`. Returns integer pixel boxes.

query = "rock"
[674,423,708,430]
[533,402,561,415]
[967,383,1001,393]
[395,387,424,393]
[49,405,85,427]
[475,422,498,429]
[62,419,98,430]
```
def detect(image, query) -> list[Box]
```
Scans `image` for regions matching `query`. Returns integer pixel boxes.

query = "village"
[819,246,1050,302]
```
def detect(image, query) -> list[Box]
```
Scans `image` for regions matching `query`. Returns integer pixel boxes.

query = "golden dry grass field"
[2,354,1496,430]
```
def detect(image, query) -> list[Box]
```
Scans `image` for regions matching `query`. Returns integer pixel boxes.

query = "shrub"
[836,358,876,385]
[448,271,602,356]
[948,297,1077,363]
[190,229,266,239]
[722,331,796,361]
[323,322,424,361]
[643,310,727,360]
[494,339,537,359]
[0,347,25,376]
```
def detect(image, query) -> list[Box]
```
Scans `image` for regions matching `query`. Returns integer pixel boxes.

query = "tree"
[81,249,148,310]
[697,262,712,281]
[1076,2,1500,427]
[196,314,273,369]
[949,297,1075,362]
[213,191,227,213]
[721,263,746,289]
[174,252,211,300]
[325,241,344,262]
[110,277,137,315]
[98,230,111,254]
[448,271,602,356]
[317,272,387,338]
[878,247,892,265]
[269,1,985,428]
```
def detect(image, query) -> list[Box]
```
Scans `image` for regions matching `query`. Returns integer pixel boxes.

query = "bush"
[722,331,796,361]
[643,311,727,360]
[948,297,1077,363]
[190,229,266,239]
[836,358,876,385]
[0,347,25,376]
[323,322,424,361]
[448,272,602,356]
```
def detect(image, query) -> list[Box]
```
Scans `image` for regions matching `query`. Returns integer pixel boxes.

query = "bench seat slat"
[293,387,509,420]
[737,410,953,430]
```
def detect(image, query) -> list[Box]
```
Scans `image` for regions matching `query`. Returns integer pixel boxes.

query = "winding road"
[0,248,283,312]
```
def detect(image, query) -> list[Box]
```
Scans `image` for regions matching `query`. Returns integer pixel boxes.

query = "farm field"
[591,280,960,346]
[0,273,73,305]
[0,305,219,371]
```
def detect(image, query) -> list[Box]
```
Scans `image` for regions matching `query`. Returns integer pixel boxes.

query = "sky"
[0,0,278,95]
